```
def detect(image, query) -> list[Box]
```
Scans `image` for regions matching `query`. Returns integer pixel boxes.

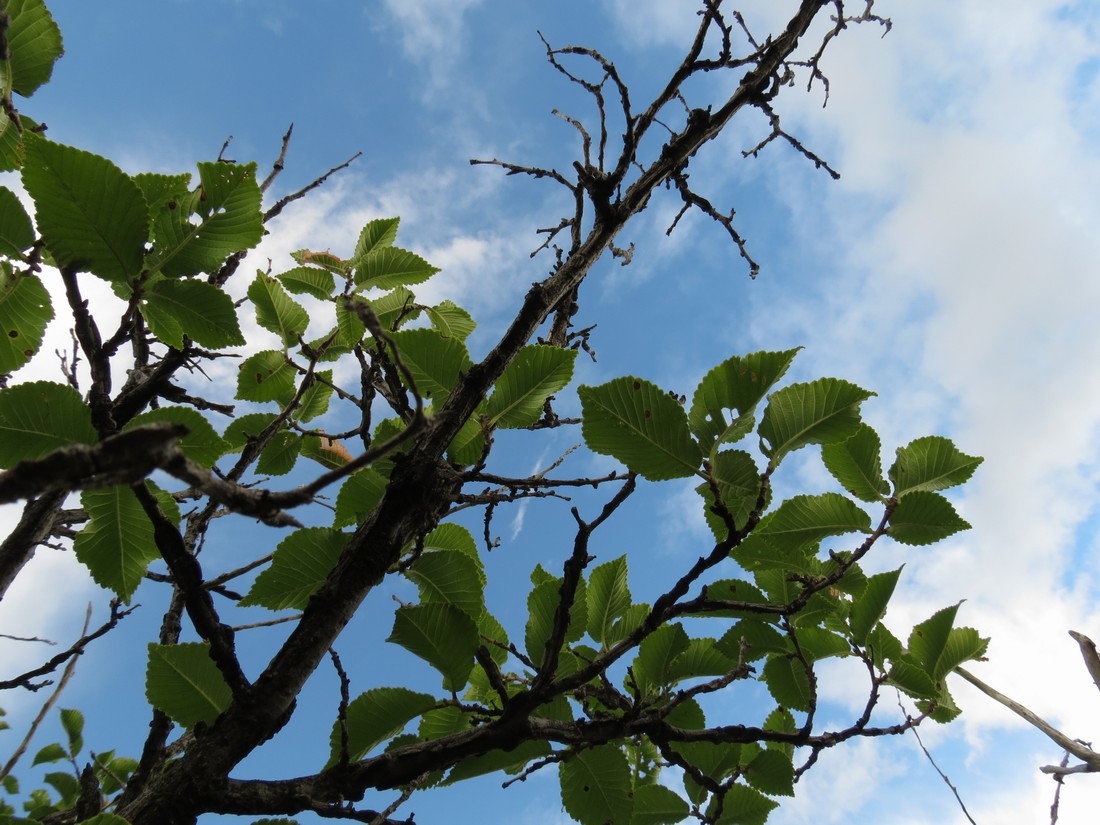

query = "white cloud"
[378,0,486,94]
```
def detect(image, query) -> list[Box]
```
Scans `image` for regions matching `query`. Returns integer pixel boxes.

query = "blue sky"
[3,1,1100,823]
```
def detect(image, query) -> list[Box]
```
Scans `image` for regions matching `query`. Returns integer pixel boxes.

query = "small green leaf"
[745,748,794,797]
[221,412,277,452]
[689,348,800,451]
[887,491,971,545]
[327,687,435,765]
[763,706,796,758]
[31,742,66,766]
[353,217,400,259]
[59,708,83,755]
[908,603,984,681]
[73,483,163,602]
[586,556,632,648]
[295,371,334,422]
[630,784,689,825]
[406,549,485,622]
[752,493,871,552]
[717,621,786,663]
[256,430,300,476]
[526,578,587,669]
[0,186,35,256]
[334,468,388,528]
[366,286,420,331]
[44,771,80,804]
[632,623,690,696]
[887,658,938,699]
[354,247,439,291]
[236,350,296,404]
[22,138,148,281]
[425,300,476,341]
[821,423,889,502]
[248,272,309,346]
[6,0,64,97]
[579,377,702,481]
[559,745,633,825]
[758,377,874,467]
[387,603,478,691]
[666,638,733,684]
[145,642,232,729]
[388,328,472,402]
[850,567,903,645]
[712,783,779,825]
[276,265,335,299]
[141,278,246,349]
[125,407,227,468]
[240,528,347,610]
[889,436,983,498]
[148,162,263,277]
[0,267,53,373]
[486,345,577,429]
[444,741,551,785]
[762,655,812,712]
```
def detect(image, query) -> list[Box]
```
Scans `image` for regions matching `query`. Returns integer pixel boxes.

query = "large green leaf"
[125,407,227,468]
[586,556,633,648]
[889,436,983,498]
[758,378,873,467]
[666,638,733,684]
[236,350,296,404]
[148,161,263,277]
[887,491,971,545]
[276,265,335,300]
[632,623,690,696]
[559,746,633,825]
[239,528,347,610]
[849,567,903,645]
[762,655,812,712]
[22,138,148,281]
[406,549,485,621]
[713,783,779,825]
[352,216,400,259]
[425,300,476,341]
[354,246,439,291]
[248,272,309,346]
[745,748,794,797]
[0,381,96,467]
[388,328,472,403]
[145,642,231,729]
[141,278,246,349]
[689,348,800,451]
[697,449,762,538]
[579,377,702,481]
[334,468,388,528]
[821,423,890,502]
[630,784,690,825]
[907,604,986,681]
[256,430,301,476]
[387,603,478,691]
[326,687,435,765]
[0,266,52,373]
[294,370,334,422]
[751,493,871,552]
[366,286,420,331]
[486,345,577,428]
[73,482,176,602]
[526,577,587,668]
[5,0,64,97]
[221,412,277,452]
[0,186,34,257]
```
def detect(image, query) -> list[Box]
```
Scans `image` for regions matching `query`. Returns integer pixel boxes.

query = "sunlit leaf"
[145,642,231,729]
[387,603,478,691]
[762,655,812,712]
[486,345,576,429]
[248,271,309,346]
[0,266,52,373]
[630,784,690,825]
[5,0,64,97]
[0,186,35,256]
[276,265,335,299]
[758,378,873,467]
[295,370,334,422]
[586,556,632,648]
[141,278,245,349]
[425,300,476,341]
[579,376,702,481]
[256,430,300,476]
[354,247,439,291]
[632,623,690,696]
[334,468,388,528]
[239,527,347,611]
[821,423,889,502]
[389,328,471,402]
[849,567,903,646]
[887,491,971,545]
[712,783,779,825]
[752,493,871,552]
[407,549,485,621]
[444,741,551,785]
[236,350,296,404]
[559,746,633,825]
[889,435,983,498]
[353,216,400,259]
[745,748,794,797]
[326,687,435,765]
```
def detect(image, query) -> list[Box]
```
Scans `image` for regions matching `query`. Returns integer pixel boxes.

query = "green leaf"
[30,742,66,766]
[886,658,938,699]
[248,272,309,346]
[239,528,347,610]
[59,708,83,755]
[908,604,987,680]
[758,378,874,467]
[702,449,761,532]
[633,623,690,695]
[125,407,227,468]
[821,423,889,502]
[387,603,478,691]
[145,642,231,729]
[717,621,786,663]
[667,639,733,684]
[887,491,971,545]
[630,784,690,825]
[763,706,796,758]
[559,746,633,825]
[752,493,871,552]
[294,371,334,422]
[236,350,296,404]
[256,430,300,476]
[446,413,485,465]
[73,483,163,602]
[44,771,79,804]
[0,186,34,256]
[889,436,983,498]
[22,138,148,281]
[689,348,800,451]
[141,278,246,349]
[148,161,263,277]
[0,267,52,373]
[276,265,335,300]
[327,687,435,765]
[526,578,587,669]
[850,567,903,645]
[388,328,472,402]
[418,706,472,742]
[354,247,439,291]
[366,286,420,332]
[131,172,191,213]
[745,748,794,797]
[444,741,551,785]
[586,556,632,647]
[425,300,476,341]
[866,623,903,670]
[486,345,577,428]
[5,0,64,97]
[406,549,485,621]
[292,248,349,273]
[712,783,779,825]
[353,217,400,258]
[334,468,388,528]
[762,655,812,712]
[579,377,702,481]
